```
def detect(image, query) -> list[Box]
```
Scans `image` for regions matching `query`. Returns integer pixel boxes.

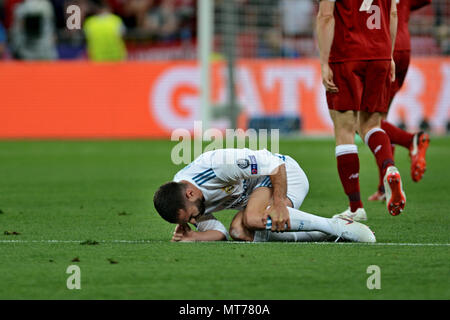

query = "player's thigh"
[243,187,273,227]
[394,50,411,89]
[285,156,309,209]
[389,50,411,104]
[326,61,365,112]
[361,60,391,114]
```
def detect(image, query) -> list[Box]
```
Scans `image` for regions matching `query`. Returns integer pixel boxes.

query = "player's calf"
[230,211,255,241]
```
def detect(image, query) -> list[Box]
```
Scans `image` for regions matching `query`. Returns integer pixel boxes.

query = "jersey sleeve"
[195,214,229,239]
[211,148,284,183]
[410,0,431,11]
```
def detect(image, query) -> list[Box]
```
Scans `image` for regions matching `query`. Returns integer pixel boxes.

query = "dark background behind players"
[0,0,447,60]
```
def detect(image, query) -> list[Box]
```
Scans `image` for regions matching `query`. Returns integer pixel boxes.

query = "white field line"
[0,239,449,247]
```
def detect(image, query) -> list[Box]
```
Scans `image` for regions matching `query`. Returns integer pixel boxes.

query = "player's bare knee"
[229,226,241,240]
[335,129,356,145]
[229,225,250,241]
[359,112,382,139]
[334,113,357,144]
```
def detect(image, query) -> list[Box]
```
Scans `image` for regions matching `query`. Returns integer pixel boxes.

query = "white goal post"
[197,0,213,131]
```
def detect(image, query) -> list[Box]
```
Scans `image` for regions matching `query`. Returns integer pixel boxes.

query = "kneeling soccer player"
[153,148,376,243]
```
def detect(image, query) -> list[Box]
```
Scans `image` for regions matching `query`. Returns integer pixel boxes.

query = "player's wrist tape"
[265,217,272,230]
[265,217,289,230]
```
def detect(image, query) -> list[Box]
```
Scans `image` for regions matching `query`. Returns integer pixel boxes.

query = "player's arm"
[265,163,291,231]
[171,215,228,242]
[316,0,338,93]
[171,224,226,242]
[390,0,398,82]
[410,0,431,11]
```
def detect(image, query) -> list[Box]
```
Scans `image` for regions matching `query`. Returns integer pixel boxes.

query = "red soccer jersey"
[329,0,393,62]
[395,0,412,51]
[395,0,432,51]
[410,0,431,11]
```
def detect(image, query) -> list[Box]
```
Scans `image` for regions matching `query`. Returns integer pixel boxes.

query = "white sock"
[266,207,334,235]
[253,230,330,242]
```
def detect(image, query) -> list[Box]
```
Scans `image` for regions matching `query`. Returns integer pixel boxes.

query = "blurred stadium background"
[0,0,449,137]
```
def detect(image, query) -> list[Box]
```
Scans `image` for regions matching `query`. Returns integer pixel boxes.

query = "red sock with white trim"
[376,144,395,193]
[336,145,363,212]
[381,120,414,149]
[365,128,395,181]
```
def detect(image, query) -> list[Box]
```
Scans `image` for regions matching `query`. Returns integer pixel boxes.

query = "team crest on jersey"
[249,155,258,175]
[236,158,250,169]
[222,185,235,194]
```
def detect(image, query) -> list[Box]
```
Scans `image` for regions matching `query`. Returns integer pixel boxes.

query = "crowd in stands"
[0,0,197,60]
[0,0,448,61]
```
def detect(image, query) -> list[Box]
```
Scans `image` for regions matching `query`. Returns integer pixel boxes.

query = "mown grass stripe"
[0,240,448,246]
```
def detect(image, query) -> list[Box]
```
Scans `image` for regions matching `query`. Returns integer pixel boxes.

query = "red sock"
[381,120,414,149]
[376,165,384,193]
[377,144,395,193]
[336,145,363,212]
[366,128,395,180]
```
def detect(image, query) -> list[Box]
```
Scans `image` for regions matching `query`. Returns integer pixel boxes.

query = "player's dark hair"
[153,182,187,223]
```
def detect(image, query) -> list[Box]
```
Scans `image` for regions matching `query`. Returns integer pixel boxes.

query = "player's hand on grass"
[171,223,195,242]
[390,58,396,82]
[264,202,291,232]
[321,63,339,93]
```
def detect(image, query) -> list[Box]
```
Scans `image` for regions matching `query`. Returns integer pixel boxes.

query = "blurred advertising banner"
[0,58,449,138]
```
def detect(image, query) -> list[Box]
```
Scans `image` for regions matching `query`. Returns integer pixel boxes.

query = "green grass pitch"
[0,138,448,299]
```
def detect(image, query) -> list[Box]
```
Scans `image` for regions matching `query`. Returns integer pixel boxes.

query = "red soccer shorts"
[389,50,411,102]
[326,60,391,113]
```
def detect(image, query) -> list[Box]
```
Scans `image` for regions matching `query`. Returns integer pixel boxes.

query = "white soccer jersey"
[173,148,285,215]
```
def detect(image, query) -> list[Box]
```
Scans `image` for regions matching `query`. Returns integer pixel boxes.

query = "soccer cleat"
[328,217,376,243]
[383,166,406,216]
[368,190,386,202]
[332,207,367,222]
[409,132,430,182]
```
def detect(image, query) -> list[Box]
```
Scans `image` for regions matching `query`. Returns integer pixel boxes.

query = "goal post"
[197,0,213,131]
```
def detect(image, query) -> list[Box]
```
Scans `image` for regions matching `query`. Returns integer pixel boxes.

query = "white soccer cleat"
[328,217,376,243]
[384,166,406,216]
[332,207,367,222]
